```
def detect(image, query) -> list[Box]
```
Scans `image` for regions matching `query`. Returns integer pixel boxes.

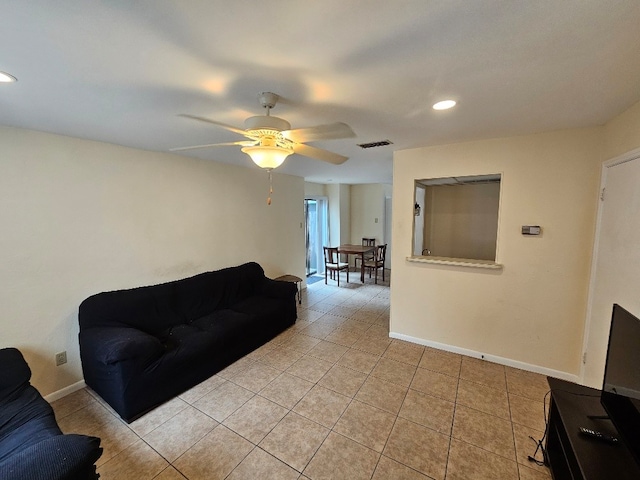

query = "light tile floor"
[51,271,552,479]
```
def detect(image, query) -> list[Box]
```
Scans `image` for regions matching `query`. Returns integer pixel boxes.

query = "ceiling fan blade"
[170,140,256,152]
[282,122,355,143]
[293,143,348,165]
[178,114,249,137]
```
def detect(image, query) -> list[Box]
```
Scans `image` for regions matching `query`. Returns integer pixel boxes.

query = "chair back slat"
[323,246,339,264]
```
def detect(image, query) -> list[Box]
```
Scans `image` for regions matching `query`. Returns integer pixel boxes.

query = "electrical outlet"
[55,351,67,366]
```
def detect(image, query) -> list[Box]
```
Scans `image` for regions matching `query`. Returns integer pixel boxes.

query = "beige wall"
[350,184,388,246]
[304,182,326,197]
[339,184,351,246]
[0,126,305,397]
[604,101,640,160]
[391,128,603,377]
[326,184,342,247]
[325,183,352,247]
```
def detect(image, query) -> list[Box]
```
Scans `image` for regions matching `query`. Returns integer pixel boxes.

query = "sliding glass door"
[305,199,318,276]
[305,197,328,277]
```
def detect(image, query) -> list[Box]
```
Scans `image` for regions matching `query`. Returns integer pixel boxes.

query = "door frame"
[384,195,393,269]
[580,146,640,385]
[305,196,328,276]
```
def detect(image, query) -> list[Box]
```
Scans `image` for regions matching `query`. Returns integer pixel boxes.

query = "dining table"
[337,244,375,283]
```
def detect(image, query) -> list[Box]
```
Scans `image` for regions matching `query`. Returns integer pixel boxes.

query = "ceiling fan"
[171,92,355,170]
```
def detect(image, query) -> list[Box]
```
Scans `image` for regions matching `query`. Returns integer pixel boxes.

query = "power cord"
[527,390,551,466]
[527,387,602,467]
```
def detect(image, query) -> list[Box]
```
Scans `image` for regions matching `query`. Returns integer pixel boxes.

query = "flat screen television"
[601,304,640,465]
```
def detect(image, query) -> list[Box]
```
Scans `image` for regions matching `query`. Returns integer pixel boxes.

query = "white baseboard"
[43,380,86,403]
[41,336,577,402]
[389,332,579,383]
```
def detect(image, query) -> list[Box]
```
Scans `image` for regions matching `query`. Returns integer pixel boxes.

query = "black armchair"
[0,348,102,480]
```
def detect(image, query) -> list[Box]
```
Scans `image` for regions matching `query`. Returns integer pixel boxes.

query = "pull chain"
[267,169,273,205]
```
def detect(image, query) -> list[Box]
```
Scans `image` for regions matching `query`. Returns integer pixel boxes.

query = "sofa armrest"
[0,348,32,402]
[80,327,163,366]
[0,434,102,480]
[259,277,298,299]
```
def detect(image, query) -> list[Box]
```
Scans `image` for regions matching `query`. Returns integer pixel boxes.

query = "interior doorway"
[305,197,328,277]
[581,148,640,387]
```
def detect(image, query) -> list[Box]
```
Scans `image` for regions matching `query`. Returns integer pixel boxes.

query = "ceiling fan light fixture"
[242,145,293,169]
[0,71,17,83]
[433,99,456,110]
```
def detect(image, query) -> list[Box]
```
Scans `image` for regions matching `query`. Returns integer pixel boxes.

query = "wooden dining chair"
[363,244,387,284]
[323,246,349,286]
[355,237,376,269]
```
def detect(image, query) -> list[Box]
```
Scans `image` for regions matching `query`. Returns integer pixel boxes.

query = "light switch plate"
[522,225,541,235]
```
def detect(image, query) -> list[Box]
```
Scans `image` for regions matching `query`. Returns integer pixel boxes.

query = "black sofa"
[79,262,297,422]
[0,348,102,480]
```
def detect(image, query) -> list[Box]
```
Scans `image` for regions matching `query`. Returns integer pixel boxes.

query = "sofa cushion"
[191,309,255,338]
[158,324,201,346]
[156,324,218,364]
[173,262,267,321]
[171,271,227,322]
[0,434,102,480]
[0,386,61,462]
[231,296,284,317]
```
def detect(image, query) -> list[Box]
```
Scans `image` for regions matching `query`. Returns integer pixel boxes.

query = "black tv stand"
[546,377,640,479]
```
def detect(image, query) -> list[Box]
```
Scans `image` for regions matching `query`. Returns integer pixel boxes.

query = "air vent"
[357,140,393,149]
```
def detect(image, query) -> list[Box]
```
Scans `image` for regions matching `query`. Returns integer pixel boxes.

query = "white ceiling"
[2,1,639,184]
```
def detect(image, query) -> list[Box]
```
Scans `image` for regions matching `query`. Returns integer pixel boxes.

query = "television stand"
[586,414,609,420]
[546,377,640,479]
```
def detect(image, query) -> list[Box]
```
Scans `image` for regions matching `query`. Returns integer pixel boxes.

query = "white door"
[581,149,640,388]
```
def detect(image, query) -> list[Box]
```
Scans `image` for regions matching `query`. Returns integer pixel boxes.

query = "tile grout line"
[442,362,462,480]
[369,345,425,479]
[504,368,523,480]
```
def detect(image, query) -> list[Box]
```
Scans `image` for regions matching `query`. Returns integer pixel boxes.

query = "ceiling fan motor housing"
[244,115,291,132]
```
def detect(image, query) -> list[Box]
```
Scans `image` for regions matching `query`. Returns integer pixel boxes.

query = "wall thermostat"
[522,225,541,235]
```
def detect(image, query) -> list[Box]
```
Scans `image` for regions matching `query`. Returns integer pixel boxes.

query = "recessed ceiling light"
[0,71,17,83]
[433,100,456,110]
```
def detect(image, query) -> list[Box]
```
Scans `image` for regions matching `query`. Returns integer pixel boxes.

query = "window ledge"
[406,256,503,270]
